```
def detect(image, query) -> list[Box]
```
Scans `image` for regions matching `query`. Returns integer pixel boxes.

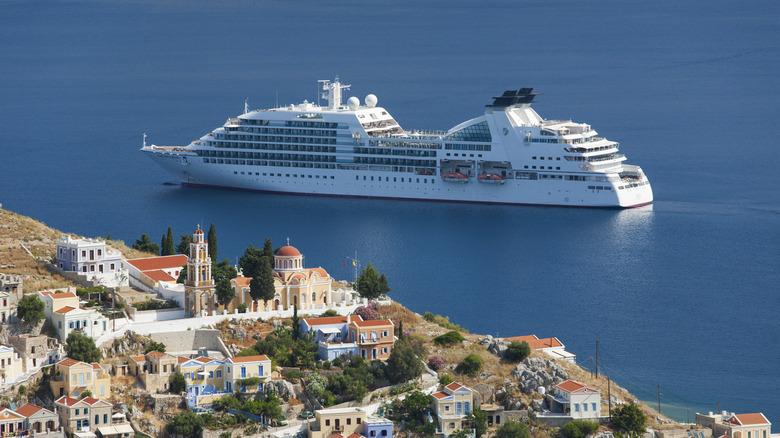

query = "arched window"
[312,292,317,303]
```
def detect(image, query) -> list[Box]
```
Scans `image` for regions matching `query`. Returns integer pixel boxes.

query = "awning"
[97,424,134,437]
[318,328,341,335]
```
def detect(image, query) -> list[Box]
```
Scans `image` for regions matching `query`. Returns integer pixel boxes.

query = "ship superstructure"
[142,79,652,207]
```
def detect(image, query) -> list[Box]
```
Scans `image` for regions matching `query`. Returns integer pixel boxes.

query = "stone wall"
[150,329,230,357]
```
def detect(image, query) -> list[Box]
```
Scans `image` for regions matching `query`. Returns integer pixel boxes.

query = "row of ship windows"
[356,175,435,184]
[617,181,649,190]
[444,143,492,151]
[564,144,615,153]
[210,159,337,169]
[445,153,483,158]
[533,156,561,161]
[354,157,436,167]
[213,134,339,143]
[525,165,561,170]
[354,147,437,157]
[199,151,337,162]
[203,144,336,152]
[369,140,441,150]
[233,171,337,179]
[223,127,340,137]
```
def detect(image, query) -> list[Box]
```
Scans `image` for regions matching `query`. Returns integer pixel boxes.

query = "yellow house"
[308,407,367,438]
[49,358,110,400]
[431,382,475,438]
[347,319,395,361]
[0,346,23,384]
[129,351,178,393]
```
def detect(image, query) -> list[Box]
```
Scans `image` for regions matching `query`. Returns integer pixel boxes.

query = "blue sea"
[1,0,778,427]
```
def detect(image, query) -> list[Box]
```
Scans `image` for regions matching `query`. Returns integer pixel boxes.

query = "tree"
[561,420,600,438]
[80,389,93,399]
[455,353,482,377]
[216,278,235,307]
[439,374,454,386]
[611,403,647,438]
[65,332,101,363]
[160,227,175,256]
[212,258,237,283]
[169,371,186,394]
[176,265,187,284]
[428,356,445,371]
[239,244,264,278]
[355,264,390,300]
[176,233,193,255]
[145,341,167,354]
[386,338,423,384]
[17,294,45,325]
[354,301,379,321]
[207,223,217,261]
[433,330,465,347]
[132,234,159,254]
[166,411,204,437]
[291,304,300,338]
[250,256,275,302]
[496,419,529,438]
[469,407,488,438]
[262,238,273,264]
[504,341,531,362]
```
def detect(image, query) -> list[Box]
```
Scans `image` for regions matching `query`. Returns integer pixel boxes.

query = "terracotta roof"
[146,351,168,359]
[91,363,102,370]
[82,397,100,405]
[125,255,187,272]
[46,292,77,299]
[54,306,78,314]
[57,358,83,368]
[506,334,563,350]
[177,356,189,364]
[352,319,393,328]
[346,434,363,438]
[728,413,771,426]
[275,245,301,257]
[233,276,251,287]
[130,355,146,362]
[228,355,270,363]
[557,380,596,393]
[14,404,43,417]
[55,396,80,407]
[446,382,464,391]
[143,269,176,283]
[432,391,449,399]
[328,434,343,438]
[303,316,348,326]
[195,357,215,364]
[194,229,203,234]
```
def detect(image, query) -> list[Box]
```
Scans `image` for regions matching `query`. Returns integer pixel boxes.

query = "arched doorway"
[252,301,258,312]
[273,299,280,310]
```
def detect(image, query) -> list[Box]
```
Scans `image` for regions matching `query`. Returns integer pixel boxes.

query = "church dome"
[276,245,301,257]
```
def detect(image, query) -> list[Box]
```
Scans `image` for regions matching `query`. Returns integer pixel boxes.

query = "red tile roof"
[432,391,449,399]
[130,355,146,362]
[228,355,270,363]
[125,255,187,272]
[346,433,363,438]
[728,413,771,426]
[54,306,78,314]
[47,292,77,299]
[328,434,343,438]
[14,404,43,417]
[82,397,100,405]
[57,358,84,368]
[506,335,563,350]
[142,269,176,283]
[557,380,596,393]
[195,357,215,364]
[146,351,167,359]
[55,396,80,407]
[303,316,348,326]
[91,363,102,370]
[351,319,393,328]
[445,382,464,391]
[233,276,251,287]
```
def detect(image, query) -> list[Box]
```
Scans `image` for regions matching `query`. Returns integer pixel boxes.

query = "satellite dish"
[347,97,360,110]
[365,94,378,108]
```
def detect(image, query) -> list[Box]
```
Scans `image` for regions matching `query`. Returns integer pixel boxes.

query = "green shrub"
[504,341,531,362]
[433,331,466,347]
[561,420,600,438]
[439,374,454,386]
[423,312,435,322]
[455,354,482,377]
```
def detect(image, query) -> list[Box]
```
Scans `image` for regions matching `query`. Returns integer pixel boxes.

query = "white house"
[0,346,23,385]
[546,380,601,419]
[50,307,109,342]
[38,289,80,319]
[56,236,127,288]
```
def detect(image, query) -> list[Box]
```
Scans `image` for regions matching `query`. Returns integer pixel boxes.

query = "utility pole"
[590,357,593,379]
[688,407,690,424]
[596,340,599,378]
[658,384,662,414]
[608,377,612,421]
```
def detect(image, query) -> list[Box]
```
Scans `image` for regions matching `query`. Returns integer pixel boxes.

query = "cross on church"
[287,237,290,246]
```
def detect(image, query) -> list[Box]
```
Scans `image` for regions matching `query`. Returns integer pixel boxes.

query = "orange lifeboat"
[441,171,470,183]
[477,173,506,185]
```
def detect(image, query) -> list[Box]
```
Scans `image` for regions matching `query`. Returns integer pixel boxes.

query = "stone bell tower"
[184,226,216,317]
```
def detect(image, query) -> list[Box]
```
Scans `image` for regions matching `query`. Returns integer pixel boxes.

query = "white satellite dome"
[347,96,360,110]
[365,94,378,108]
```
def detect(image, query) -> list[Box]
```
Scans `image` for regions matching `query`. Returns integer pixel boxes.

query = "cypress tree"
[262,238,273,268]
[165,227,175,255]
[160,234,167,256]
[292,304,299,339]
[207,223,217,261]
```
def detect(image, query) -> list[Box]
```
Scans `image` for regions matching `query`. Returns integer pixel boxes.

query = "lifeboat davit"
[477,173,506,185]
[441,171,470,183]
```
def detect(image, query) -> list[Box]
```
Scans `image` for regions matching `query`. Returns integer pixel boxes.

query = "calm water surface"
[1,0,778,426]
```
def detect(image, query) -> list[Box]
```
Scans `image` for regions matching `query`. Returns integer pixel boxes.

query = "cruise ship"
[142,79,652,208]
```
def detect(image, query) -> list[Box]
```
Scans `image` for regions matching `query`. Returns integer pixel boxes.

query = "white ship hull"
[142,80,653,208]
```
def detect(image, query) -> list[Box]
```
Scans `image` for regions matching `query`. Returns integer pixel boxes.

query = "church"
[228,243,335,313]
